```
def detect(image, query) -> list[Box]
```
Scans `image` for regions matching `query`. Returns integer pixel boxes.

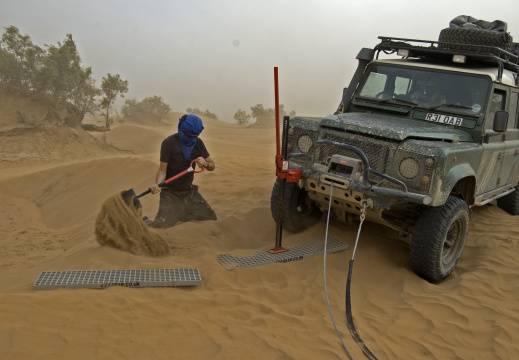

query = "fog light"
[398,49,410,57]
[421,176,430,185]
[453,55,466,63]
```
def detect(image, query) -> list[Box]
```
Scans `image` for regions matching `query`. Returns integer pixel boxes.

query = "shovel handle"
[137,159,205,198]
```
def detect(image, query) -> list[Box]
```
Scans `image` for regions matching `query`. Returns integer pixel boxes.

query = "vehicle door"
[477,87,509,194]
[501,89,519,187]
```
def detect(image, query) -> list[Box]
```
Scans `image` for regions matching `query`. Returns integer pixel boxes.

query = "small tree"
[100,73,128,129]
[35,34,90,101]
[122,96,171,123]
[249,104,296,125]
[122,98,138,119]
[186,107,218,120]
[0,25,44,91]
[0,49,18,87]
[250,103,274,122]
[141,96,170,121]
[233,109,251,125]
[69,76,101,120]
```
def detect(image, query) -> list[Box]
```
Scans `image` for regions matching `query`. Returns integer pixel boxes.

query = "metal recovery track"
[34,268,201,290]
[216,235,348,270]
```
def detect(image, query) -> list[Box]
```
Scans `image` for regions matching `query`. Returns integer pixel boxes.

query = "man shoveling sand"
[145,114,217,228]
[95,191,170,256]
[94,114,216,255]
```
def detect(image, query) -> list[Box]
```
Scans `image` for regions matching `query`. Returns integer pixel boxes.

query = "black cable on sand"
[95,191,170,256]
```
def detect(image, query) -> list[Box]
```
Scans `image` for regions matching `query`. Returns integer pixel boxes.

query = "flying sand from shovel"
[95,160,205,256]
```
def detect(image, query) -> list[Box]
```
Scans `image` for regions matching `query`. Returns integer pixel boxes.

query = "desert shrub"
[235,104,296,126]
[186,107,218,120]
[0,26,128,127]
[122,96,171,123]
[233,109,251,125]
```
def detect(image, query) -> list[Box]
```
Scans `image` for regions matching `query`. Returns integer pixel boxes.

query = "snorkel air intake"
[336,48,375,113]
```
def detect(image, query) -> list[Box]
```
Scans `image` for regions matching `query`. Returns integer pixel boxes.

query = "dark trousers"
[150,185,217,229]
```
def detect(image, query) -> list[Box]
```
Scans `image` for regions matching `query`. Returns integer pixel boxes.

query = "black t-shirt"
[159,133,210,191]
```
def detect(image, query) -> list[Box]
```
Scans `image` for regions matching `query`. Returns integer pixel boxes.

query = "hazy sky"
[2,0,519,121]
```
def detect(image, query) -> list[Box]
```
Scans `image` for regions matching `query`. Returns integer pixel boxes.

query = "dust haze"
[2,0,518,120]
[1,2,519,358]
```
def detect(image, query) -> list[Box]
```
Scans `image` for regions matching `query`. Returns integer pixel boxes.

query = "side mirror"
[493,110,509,132]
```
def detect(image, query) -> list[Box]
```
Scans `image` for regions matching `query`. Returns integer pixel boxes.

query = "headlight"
[297,135,313,153]
[399,158,419,179]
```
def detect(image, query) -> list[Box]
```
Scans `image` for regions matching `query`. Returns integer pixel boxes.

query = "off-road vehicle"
[271,22,519,282]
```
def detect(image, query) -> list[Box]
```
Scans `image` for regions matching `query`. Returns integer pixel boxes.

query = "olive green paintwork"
[284,34,519,237]
[285,66,519,233]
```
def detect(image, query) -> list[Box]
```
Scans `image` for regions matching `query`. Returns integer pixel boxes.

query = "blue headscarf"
[178,114,204,160]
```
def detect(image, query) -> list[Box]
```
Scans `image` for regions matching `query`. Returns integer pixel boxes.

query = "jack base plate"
[268,246,288,254]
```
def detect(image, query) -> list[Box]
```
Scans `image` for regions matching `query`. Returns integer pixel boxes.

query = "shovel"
[122,159,205,208]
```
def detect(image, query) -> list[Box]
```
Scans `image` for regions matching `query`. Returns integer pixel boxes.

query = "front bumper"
[301,140,432,207]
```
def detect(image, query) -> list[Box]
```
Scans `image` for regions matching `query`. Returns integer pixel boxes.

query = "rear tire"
[270,178,322,233]
[497,184,519,215]
[410,196,470,283]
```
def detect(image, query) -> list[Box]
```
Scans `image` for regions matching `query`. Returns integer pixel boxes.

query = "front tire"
[270,178,322,233]
[410,196,470,283]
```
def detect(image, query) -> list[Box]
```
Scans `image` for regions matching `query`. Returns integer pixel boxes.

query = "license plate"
[425,113,463,126]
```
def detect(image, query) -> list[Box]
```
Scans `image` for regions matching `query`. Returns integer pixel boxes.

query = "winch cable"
[324,182,354,360]
[346,202,379,360]
[323,182,378,360]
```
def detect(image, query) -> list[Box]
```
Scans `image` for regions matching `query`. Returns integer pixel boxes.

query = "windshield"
[357,63,490,115]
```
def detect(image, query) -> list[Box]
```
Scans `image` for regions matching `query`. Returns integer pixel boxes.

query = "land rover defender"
[271,29,519,282]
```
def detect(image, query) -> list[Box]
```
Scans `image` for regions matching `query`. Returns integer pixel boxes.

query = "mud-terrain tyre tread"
[438,27,513,55]
[497,184,519,215]
[410,196,470,283]
[270,178,322,233]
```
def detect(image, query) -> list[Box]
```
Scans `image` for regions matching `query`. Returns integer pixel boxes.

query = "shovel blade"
[121,188,142,209]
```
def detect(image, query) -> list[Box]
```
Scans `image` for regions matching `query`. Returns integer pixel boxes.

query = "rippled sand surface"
[0,118,518,359]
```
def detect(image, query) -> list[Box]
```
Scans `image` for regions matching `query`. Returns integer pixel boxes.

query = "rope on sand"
[323,183,379,360]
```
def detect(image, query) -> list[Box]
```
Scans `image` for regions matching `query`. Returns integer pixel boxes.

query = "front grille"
[319,131,395,177]
[289,125,433,193]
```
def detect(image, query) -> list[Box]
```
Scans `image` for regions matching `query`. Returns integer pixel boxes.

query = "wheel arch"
[432,163,476,206]
[451,176,476,206]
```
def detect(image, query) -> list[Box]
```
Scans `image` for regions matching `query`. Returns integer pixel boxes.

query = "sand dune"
[0,117,518,359]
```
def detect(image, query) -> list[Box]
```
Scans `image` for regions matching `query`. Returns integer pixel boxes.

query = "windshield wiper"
[429,103,473,110]
[355,96,415,111]
[372,97,416,105]
[389,98,416,105]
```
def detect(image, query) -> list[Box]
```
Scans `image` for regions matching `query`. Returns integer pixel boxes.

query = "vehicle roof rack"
[375,36,519,84]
